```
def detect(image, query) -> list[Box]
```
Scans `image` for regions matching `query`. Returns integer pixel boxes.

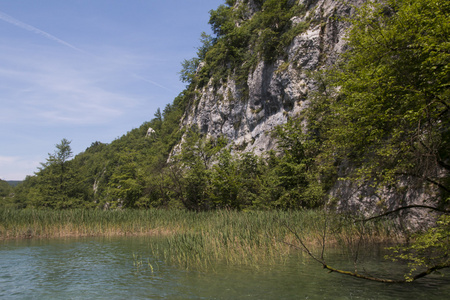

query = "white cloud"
[0,11,174,117]
[0,155,41,180]
[132,73,175,93]
[0,44,145,126]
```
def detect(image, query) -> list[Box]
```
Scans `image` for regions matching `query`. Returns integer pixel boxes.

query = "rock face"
[177,0,439,225]
[330,177,438,230]
[146,127,155,137]
[181,0,362,155]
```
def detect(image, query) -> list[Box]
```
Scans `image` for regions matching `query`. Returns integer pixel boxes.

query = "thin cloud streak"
[132,73,176,93]
[0,59,131,125]
[0,10,173,92]
[0,10,87,54]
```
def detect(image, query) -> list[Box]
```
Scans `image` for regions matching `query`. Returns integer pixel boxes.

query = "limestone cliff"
[176,0,442,225]
[180,0,362,155]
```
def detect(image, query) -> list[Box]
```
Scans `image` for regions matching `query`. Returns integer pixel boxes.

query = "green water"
[1,236,449,299]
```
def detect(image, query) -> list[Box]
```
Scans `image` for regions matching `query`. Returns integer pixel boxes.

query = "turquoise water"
[1,236,449,299]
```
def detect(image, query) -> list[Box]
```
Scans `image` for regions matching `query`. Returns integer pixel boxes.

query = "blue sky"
[0,0,224,180]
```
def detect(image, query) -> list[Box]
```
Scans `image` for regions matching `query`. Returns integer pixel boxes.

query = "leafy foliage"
[388,215,450,281]
[0,180,13,207]
[10,116,327,211]
[183,0,309,90]
[308,0,450,192]
[301,0,450,277]
[23,139,89,209]
[179,32,214,83]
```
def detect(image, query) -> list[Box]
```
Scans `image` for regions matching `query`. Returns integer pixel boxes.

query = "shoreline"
[0,228,175,241]
[1,208,401,270]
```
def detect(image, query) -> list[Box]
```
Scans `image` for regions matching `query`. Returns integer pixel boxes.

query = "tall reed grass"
[148,210,398,270]
[0,208,398,270]
[0,208,195,239]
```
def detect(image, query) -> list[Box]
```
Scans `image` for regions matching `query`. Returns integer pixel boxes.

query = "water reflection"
[1,237,449,299]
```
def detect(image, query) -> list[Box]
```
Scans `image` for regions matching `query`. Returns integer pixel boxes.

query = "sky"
[0,0,225,180]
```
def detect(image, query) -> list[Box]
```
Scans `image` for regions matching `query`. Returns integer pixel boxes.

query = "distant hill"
[6,181,22,187]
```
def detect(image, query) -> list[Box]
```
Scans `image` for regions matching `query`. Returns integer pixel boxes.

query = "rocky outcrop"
[177,0,440,224]
[329,177,439,230]
[180,0,362,154]
[146,127,155,137]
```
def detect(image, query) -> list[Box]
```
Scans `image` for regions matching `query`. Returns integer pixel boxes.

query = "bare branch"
[282,222,450,283]
[321,264,404,283]
[361,205,450,222]
[425,177,450,193]
[283,222,326,266]
[410,263,450,281]
[394,171,450,193]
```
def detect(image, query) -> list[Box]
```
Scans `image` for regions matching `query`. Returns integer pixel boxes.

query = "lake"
[1,236,449,299]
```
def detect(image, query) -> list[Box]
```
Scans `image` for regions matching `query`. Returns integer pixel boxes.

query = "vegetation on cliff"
[300,0,450,281]
[181,0,310,90]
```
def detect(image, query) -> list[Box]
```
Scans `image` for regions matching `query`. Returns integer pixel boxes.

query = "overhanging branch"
[394,171,450,193]
[361,205,450,222]
[283,222,450,283]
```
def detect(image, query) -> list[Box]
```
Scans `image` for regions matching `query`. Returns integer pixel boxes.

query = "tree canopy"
[307,0,449,194]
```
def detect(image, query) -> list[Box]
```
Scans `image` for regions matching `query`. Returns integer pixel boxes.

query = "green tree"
[107,163,143,208]
[209,150,242,209]
[0,180,12,197]
[311,0,450,191]
[32,138,86,208]
[179,57,200,84]
[179,32,215,84]
[272,118,325,209]
[0,180,13,207]
[234,152,269,209]
[174,127,227,211]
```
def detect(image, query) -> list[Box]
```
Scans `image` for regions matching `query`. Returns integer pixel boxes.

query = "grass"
[148,210,399,270]
[0,208,399,270]
[0,208,197,239]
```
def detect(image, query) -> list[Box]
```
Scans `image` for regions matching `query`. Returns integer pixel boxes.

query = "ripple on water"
[1,237,449,300]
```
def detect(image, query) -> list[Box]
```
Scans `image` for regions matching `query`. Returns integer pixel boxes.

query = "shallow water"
[1,236,449,299]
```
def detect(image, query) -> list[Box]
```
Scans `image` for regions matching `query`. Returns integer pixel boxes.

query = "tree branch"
[282,222,450,283]
[321,264,404,283]
[426,177,450,193]
[361,205,450,222]
[410,262,450,281]
[394,171,450,193]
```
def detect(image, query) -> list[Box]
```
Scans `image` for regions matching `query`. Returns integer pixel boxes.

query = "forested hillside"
[2,0,448,218]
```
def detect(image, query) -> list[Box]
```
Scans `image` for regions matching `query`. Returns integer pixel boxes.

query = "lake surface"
[1,236,449,299]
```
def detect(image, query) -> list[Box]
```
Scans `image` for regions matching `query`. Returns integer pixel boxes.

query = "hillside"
[3,0,448,219]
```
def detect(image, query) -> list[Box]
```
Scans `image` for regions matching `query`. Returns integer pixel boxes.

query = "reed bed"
[0,208,194,239]
[148,210,398,270]
[0,208,398,270]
